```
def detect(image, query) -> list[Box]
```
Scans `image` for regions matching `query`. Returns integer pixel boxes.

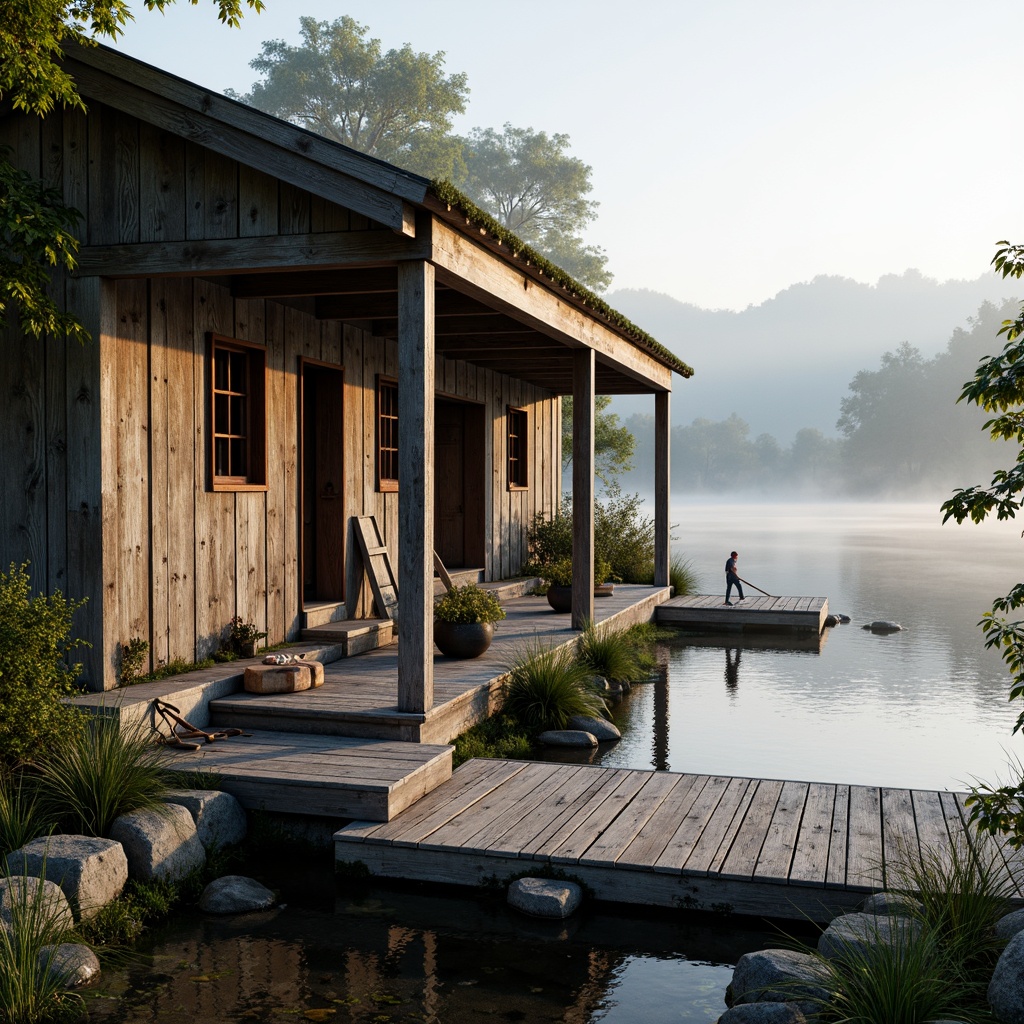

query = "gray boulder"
[0,876,74,938]
[729,948,831,1013]
[507,877,582,919]
[990,928,1024,1023]
[109,804,206,882]
[38,943,101,989]
[199,875,276,914]
[567,715,621,741]
[862,620,903,632]
[8,835,128,922]
[817,911,923,961]
[537,730,598,748]
[860,891,923,918]
[717,1004,808,1023]
[164,789,247,851]
[995,907,1024,942]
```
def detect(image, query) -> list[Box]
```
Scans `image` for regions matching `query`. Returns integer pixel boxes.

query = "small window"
[209,334,266,491]
[377,376,399,491]
[507,406,528,490]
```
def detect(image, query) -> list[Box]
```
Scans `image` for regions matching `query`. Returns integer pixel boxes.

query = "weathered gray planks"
[335,761,1013,923]
[657,595,829,634]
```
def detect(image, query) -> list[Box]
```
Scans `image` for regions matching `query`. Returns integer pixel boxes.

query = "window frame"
[208,332,268,493]
[376,375,399,492]
[507,405,529,491]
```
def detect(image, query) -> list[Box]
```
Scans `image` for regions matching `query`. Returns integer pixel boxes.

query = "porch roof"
[66,43,693,395]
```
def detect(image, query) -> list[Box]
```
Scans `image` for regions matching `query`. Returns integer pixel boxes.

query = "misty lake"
[84,502,1024,1024]
[548,500,1023,791]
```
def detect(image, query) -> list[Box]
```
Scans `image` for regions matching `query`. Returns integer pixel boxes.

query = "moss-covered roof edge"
[428,180,694,380]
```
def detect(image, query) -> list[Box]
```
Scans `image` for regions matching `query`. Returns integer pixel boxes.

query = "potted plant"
[433,584,506,658]
[543,558,612,612]
[229,615,268,659]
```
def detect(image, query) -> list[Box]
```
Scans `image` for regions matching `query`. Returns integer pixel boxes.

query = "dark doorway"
[301,362,345,603]
[434,398,485,570]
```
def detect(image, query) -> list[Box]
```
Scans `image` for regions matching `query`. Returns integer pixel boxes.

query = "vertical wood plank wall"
[0,104,562,688]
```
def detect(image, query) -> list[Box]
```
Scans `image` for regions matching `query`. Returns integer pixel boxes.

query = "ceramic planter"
[434,619,495,658]
[546,584,572,612]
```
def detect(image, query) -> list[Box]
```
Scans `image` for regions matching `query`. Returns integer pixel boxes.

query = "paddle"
[738,576,773,598]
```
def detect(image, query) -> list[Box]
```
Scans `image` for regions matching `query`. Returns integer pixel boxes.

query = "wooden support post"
[571,349,595,629]
[654,390,671,588]
[397,261,435,713]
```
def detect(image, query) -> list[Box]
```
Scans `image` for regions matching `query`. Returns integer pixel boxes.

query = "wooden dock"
[657,594,829,634]
[335,759,1024,922]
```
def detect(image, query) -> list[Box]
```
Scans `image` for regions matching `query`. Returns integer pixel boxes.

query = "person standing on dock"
[725,551,744,605]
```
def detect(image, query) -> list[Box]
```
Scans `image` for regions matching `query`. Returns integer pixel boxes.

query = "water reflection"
[84,869,784,1024]
[724,648,740,693]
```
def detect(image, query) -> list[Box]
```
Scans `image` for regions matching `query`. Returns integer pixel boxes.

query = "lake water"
[84,502,1024,1023]
[552,501,1024,791]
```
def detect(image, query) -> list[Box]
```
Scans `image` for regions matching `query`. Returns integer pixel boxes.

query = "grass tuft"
[502,640,607,731]
[35,717,171,838]
[668,555,700,597]
[0,774,54,860]
[575,623,640,683]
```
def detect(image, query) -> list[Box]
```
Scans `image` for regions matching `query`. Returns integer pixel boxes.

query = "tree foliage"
[458,123,610,289]
[561,395,636,485]
[939,243,1024,845]
[230,15,468,180]
[0,0,262,345]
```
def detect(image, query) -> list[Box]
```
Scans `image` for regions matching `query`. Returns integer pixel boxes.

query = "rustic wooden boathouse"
[0,43,691,699]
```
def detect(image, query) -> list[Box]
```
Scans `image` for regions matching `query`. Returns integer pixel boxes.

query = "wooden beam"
[370,313,532,337]
[654,391,671,588]
[430,219,672,392]
[317,290,500,321]
[66,48,425,235]
[435,334,549,352]
[76,230,430,278]
[571,350,595,630]
[397,260,435,714]
[232,267,398,298]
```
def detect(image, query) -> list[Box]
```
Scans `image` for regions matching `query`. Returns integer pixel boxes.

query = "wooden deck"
[210,585,670,744]
[657,594,828,634]
[335,759,1024,922]
[162,732,452,821]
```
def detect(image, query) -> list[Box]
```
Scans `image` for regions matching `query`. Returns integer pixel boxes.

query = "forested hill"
[606,270,1017,444]
[614,298,1022,500]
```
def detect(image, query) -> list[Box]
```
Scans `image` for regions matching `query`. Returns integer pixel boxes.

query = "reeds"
[502,640,607,731]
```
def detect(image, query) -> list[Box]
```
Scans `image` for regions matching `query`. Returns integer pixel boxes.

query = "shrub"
[0,774,53,860]
[118,637,149,687]
[0,563,87,772]
[575,623,641,683]
[434,584,506,625]
[35,717,170,837]
[502,641,607,731]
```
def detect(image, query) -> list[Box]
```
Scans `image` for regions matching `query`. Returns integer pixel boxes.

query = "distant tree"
[941,241,1024,847]
[561,395,636,485]
[0,0,262,346]
[459,124,611,291]
[230,15,469,180]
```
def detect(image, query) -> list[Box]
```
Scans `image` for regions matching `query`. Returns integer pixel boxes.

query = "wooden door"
[434,400,465,567]
[301,363,345,602]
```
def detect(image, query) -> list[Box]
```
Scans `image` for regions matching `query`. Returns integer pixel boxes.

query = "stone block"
[507,877,582,919]
[109,804,206,882]
[717,1004,808,1023]
[199,875,276,914]
[39,943,102,988]
[729,948,830,1012]
[567,715,621,741]
[0,876,74,938]
[990,929,1024,1023]
[7,835,128,922]
[817,911,922,961]
[243,660,324,694]
[164,790,247,850]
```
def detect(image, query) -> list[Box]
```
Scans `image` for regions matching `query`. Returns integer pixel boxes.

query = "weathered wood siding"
[0,106,560,689]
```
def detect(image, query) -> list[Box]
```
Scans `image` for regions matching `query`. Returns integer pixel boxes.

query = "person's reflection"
[725,647,741,693]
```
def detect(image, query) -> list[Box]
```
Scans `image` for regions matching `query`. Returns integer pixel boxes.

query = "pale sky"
[110,0,1023,311]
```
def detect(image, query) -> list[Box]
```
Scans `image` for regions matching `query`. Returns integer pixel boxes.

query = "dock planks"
[657,594,828,634]
[335,760,1024,922]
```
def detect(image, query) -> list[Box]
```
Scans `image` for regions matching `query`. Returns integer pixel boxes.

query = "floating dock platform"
[656,595,828,634]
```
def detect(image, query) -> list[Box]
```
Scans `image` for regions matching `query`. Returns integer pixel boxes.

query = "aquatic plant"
[574,623,640,684]
[35,716,170,838]
[502,641,607,731]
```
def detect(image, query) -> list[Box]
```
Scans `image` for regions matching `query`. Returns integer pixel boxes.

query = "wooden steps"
[161,730,452,822]
[657,594,829,634]
[335,760,1024,922]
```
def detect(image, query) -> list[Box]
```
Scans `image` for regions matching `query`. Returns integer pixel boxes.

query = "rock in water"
[199,875,276,914]
[507,878,582,919]
[862,620,903,632]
